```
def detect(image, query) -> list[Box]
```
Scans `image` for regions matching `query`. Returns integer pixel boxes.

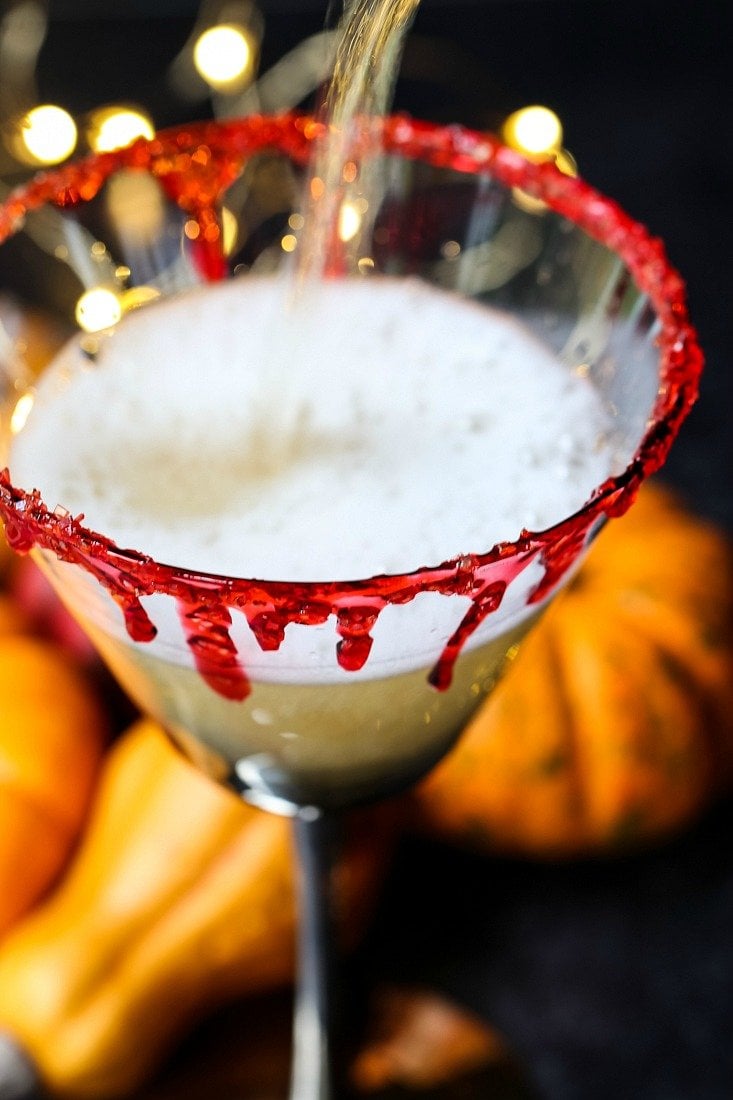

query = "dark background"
[5,0,732,530]
[2,2,732,1098]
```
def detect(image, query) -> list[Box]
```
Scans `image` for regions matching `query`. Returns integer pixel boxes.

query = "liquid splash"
[295,0,422,280]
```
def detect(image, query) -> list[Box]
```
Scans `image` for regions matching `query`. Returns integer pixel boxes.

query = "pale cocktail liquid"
[9,277,616,806]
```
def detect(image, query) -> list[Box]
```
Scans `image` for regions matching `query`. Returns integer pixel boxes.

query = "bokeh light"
[10,392,35,436]
[87,106,155,153]
[502,105,563,158]
[120,285,161,312]
[221,208,239,255]
[75,288,122,333]
[193,24,254,88]
[338,201,362,243]
[501,105,576,214]
[14,104,77,165]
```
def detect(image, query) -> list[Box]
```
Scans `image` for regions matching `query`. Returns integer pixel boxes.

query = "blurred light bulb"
[502,106,563,158]
[17,104,77,165]
[75,288,122,333]
[221,208,239,255]
[554,148,578,177]
[121,285,161,312]
[338,201,362,242]
[88,107,154,153]
[193,24,253,87]
[10,392,34,435]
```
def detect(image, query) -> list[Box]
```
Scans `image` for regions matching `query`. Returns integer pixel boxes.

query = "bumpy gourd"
[412,485,733,855]
[0,720,389,1098]
[0,633,107,935]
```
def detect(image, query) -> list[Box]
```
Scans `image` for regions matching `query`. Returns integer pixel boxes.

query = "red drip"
[115,593,158,644]
[429,549,538,689]
[0,115,703,701]
[337,633,374,671]
[191,235,227,282]
[335,603,383,671]
[246,608,287,651]
[178,598,250,701]
[528,519,597,606]
[429,580,506,690]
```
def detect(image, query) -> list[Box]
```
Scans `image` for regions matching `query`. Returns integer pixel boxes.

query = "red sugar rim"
[0,114,703,699]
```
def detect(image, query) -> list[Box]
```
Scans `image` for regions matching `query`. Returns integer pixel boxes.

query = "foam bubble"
[11,276,615,581]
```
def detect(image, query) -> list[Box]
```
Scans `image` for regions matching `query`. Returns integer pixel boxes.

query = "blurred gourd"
[0,720,390,1098]
[0,483,730,1096]
[352,987,506,1092]
[0,633,107,937]
[0,591,28,636]
[9,558,97,664]
[411,484,733,855]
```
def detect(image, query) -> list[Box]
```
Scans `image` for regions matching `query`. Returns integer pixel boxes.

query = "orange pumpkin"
[0,634,107,935]
[411,484,733,856]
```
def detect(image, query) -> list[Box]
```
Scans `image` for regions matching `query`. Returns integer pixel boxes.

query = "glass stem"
[290,806,341,1100]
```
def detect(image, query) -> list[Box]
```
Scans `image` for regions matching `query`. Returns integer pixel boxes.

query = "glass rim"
[0,112,703,601]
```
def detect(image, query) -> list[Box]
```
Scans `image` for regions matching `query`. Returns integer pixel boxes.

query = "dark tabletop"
[376,8,733,1096]
[3,3,733,1098]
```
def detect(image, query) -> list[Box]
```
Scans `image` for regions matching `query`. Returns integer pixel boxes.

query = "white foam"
[10,276,614,582]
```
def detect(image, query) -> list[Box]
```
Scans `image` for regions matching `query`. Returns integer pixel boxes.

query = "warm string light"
[501,105,577,213]
[338,200,363,243]
[75,287,122,333]
[74,283,163,334]
[1,22,575,337]
[193,23,255,88]
[502,105,563,157]
[221,207,239,254]
[9,392,34,436]
[5,103,154,166]
[1,6,264,173]
[12,104,77,165]
[87,106,155,153]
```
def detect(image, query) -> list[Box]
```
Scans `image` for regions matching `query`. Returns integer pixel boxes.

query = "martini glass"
[0,116,701,1099]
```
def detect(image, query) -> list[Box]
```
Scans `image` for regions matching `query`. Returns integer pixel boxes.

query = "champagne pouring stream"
[288,4,422,1096]
[0,4,701,1100]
